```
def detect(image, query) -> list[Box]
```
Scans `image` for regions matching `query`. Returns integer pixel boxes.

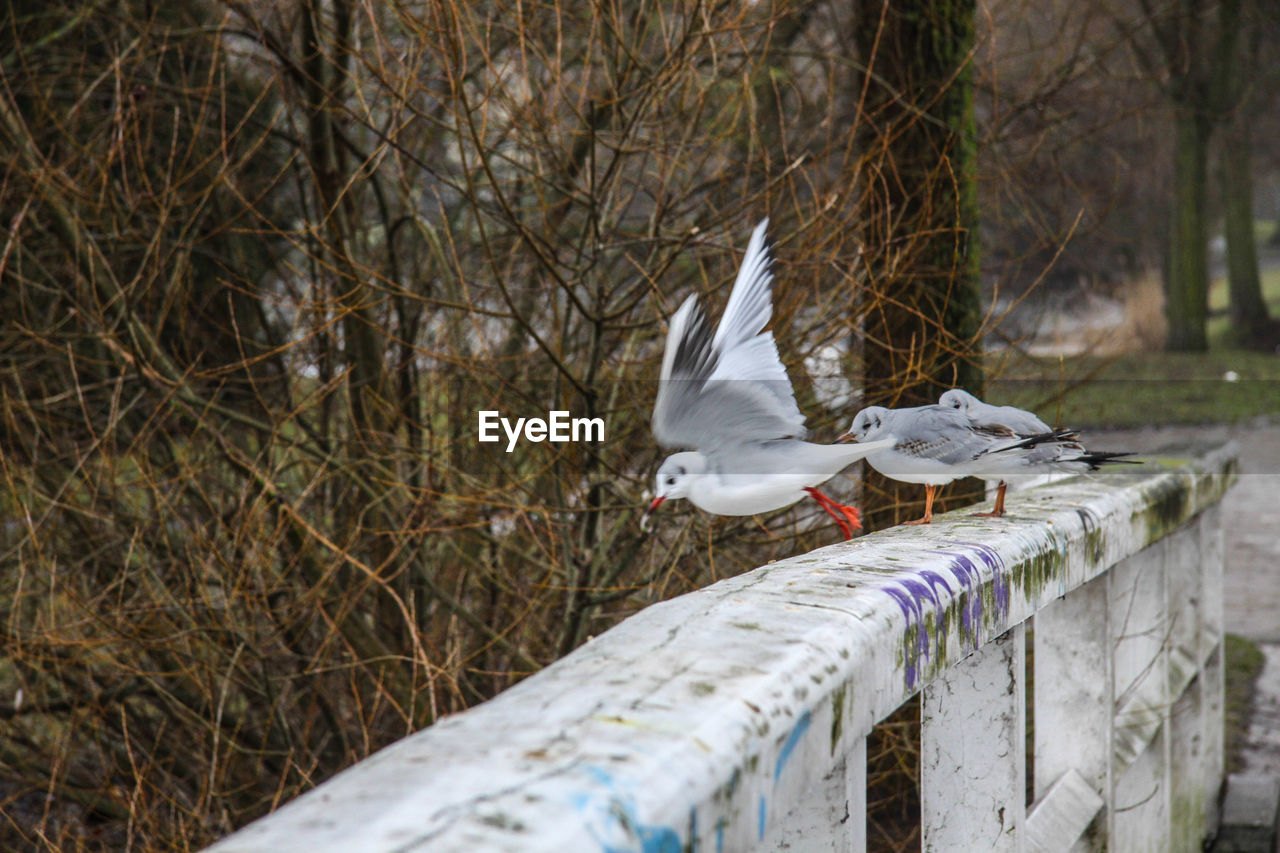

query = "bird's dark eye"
[665,476,676,486]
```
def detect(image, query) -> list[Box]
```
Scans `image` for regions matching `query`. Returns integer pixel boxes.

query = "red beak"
[835,432,855,443]
[640,495,665,531]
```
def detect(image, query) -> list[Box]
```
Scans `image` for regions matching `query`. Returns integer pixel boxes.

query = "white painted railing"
[206,443,1237,853]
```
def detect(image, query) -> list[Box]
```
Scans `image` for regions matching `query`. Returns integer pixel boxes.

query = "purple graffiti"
[953,541,1010,617]
[937,550,983,646]
[881,585,928,689]
[879,542,1010,690]
[916,570,955,650]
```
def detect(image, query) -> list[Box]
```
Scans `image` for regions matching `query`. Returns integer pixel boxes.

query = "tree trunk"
[303,0,391,437]
[1220,111,1271,343]
[1214,0,1272,347]
[1165,109,1212,352]
[854,0,984,529]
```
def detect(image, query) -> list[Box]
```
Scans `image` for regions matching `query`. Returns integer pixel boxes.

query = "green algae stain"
[1075,507,1107,566]
[478,812,527,832]
[713,766,743,803]
[1170,790,1205,850]
[1083,524,1106,566]
[830,682,848,755]
[1140,477,1193,544]
[1008,540,1068,603]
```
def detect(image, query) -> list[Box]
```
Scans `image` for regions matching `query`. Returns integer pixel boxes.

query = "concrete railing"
[207,442,1237,853]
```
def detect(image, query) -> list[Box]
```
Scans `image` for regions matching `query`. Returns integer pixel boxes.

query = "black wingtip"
[1076,451,1142,471]
[991,427,1079,453]
[672,300,718,380]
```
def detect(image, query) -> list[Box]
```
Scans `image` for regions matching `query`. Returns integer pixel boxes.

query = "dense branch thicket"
[0,0,994,847]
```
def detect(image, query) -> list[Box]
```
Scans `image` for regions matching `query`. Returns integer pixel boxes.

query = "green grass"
[987,348,1280,428]
[1224,633,1267,773]
[986,254,1280,428]
[1207,260,1280,346]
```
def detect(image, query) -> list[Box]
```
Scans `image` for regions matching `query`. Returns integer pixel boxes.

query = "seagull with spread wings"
[643,220,894,540]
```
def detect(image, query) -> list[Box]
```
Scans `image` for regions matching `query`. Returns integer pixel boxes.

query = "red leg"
[972,481,1007,518]
[829,499,862,536]
[803,487,862,540]
[808,484,860,525]
[803,488,851,539]
[902,484,936,525]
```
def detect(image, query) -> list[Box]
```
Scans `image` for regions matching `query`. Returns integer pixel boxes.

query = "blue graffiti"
[757,795,767,840]
[635,826,682,853]
[774,711,812,782]
[572,764,684,853]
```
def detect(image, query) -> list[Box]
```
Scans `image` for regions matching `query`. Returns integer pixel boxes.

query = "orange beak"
[835,431,855,444]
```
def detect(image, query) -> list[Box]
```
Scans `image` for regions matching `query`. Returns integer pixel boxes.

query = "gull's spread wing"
[652,220,806,450]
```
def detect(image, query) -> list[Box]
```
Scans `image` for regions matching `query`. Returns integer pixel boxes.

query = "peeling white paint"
[923,624,1025,852]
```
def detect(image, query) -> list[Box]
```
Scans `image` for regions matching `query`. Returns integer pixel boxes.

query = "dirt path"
[1095,419,1280,774]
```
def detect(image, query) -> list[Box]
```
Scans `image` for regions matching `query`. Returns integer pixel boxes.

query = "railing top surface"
[206,442,1237,853]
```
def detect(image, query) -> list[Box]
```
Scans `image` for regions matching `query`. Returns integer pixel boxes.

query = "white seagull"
[643,220,895,540]
[938,388,1137,517]
[836,403,1072,525]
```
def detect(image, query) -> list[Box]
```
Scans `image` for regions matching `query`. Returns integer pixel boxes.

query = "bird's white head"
[939,388,980,413]
[838,406,890,443]
[641,451,707,530]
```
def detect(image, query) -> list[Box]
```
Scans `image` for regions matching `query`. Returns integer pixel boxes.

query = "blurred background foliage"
[1,0,1278,849]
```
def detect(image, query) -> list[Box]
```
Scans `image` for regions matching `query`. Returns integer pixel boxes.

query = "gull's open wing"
[652,221,806,450]
[712,219,773,351]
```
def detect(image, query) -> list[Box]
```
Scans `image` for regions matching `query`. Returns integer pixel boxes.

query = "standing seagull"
[836,404,1074,525]
[938,389,1137,517]
[643,220,894,540]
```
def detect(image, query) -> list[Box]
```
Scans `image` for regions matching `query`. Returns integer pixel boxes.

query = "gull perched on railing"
[836,403,1078,525]
[642,219,894,540]
[938,388,1138,517]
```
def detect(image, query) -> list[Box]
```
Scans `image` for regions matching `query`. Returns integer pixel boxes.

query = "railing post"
[768,737,866,852]
[1199,504,1226,837]
[922,624,1026,852]
[1110,537,1172,852]
[1167,505,1226,847]
[1032,572,1112,852]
